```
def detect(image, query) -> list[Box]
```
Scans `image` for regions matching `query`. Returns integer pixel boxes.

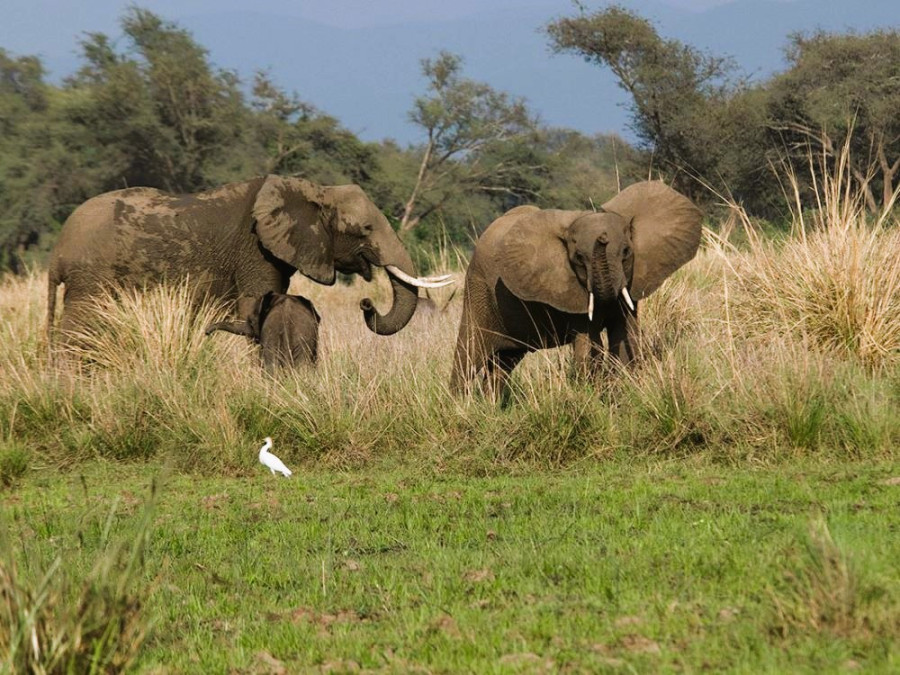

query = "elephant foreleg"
[572,332,593,380]
[485,349,526,406]
[451,324,490,396]
[572,317,610,379]
[450,282,494,396]
[606,308,638,365]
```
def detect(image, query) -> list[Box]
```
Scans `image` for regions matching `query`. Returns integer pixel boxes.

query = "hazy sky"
[3,0,879,143]
[3,0,795,45]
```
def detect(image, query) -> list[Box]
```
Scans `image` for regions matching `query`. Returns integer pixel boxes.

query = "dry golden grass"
[1,152,898,474]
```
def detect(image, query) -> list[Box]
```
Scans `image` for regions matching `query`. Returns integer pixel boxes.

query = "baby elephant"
[206,292,320,369]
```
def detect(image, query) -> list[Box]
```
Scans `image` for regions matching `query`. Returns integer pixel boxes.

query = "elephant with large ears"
[47,175,450,344]
[450,181,702,400]
[205,292,320,370]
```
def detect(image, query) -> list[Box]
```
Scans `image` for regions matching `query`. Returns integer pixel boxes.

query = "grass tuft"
[0,487,156,673]
[770,517,867,639]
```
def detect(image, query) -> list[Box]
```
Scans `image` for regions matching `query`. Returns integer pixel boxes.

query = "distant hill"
[3,0,898,143]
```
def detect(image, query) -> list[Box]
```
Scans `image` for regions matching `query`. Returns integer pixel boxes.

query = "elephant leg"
[572,332,592,379]
[450,276,496,396]
[451,327,490,396]
[485,349,526,406]
[606,309,638,365]
[573,319,612,380]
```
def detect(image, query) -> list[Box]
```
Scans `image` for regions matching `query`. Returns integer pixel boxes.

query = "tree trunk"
[876,138,900,211]
[400,138,434,232]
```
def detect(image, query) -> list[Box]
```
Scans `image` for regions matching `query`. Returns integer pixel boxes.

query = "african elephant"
[205,292,320,369]
[47,175,450,344]
[450,181,702,399]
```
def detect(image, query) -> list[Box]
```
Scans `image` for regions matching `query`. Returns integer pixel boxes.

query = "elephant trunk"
[590,238,619,305]
[360,244,419,336]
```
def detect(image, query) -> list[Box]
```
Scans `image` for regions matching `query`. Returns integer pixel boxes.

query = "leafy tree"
[66,8,247,193]
[768,29,900,212]
[0,50,103,272]
[546,4,778,209]
[249,73,380,187]
[400,52,540,232]
[537,129,643,209]
[547,8,730,173]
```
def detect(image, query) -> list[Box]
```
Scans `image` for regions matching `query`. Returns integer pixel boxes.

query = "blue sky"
[4,0,894,143]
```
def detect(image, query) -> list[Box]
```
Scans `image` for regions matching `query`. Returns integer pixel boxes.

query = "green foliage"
[0,489,155,673]
[768,29,900,212]
[546,5,746,200]
[0,443,28,487]
[547,8,900,220]
[398,51,543,234]
[67,9,248,193]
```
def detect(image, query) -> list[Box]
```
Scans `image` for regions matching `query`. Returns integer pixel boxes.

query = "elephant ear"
[252,175,335,284]
[603,181,702,300]
[499,209,588,314]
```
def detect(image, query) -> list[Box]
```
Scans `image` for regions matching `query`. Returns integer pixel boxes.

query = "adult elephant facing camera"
[48,175,445,341]
[450,181,702,400]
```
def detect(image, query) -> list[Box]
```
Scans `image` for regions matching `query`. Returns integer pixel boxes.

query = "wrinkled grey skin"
[205,292,320,370]
[451,181,702,401]
[47,175,418,344]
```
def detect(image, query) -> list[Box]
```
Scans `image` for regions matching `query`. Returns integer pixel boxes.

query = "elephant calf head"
[206,292,320,369]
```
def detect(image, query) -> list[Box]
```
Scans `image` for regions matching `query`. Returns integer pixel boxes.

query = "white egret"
[258,437,292,477]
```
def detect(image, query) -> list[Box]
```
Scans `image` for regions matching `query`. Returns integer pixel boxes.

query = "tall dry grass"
[719,139,900,371]
[1,152,898,474]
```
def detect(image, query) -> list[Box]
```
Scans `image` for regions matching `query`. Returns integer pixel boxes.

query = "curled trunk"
[361,245,419,335]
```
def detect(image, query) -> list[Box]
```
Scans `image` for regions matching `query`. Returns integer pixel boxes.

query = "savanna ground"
[1,171,899,672]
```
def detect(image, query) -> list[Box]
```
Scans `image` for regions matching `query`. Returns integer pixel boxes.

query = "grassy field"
[1,171,899,672]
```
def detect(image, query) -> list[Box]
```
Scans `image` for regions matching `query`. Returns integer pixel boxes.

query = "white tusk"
[621,287,635,312]
[420,273,453,282]
[385,265,455,288]
[588,292,594,322]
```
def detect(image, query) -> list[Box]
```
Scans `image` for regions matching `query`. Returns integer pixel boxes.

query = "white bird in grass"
[258,437,292,477]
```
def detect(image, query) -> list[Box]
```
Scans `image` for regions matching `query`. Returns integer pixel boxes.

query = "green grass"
[3,459,899,672]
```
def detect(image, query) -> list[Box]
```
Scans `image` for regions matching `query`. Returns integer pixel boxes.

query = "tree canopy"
[2,5,898,273]
[768,30,900,211]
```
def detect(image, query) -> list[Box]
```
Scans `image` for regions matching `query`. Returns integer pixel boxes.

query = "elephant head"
[252,175,450,336]
[500,181,702,325]
[206,292,320,369]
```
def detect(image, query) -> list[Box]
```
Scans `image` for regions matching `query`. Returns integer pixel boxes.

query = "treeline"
[2,6,899,273]
[0,8,641,273]
[547,6,900,216]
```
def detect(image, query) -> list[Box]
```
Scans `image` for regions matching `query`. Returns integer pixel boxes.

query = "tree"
[536,129,642,210]
[67,8,247,193]
[546,5,766,203]
[768,29,900,212]
[249,72,379,187]
[399,52,540,232]
[0,50,104,272]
